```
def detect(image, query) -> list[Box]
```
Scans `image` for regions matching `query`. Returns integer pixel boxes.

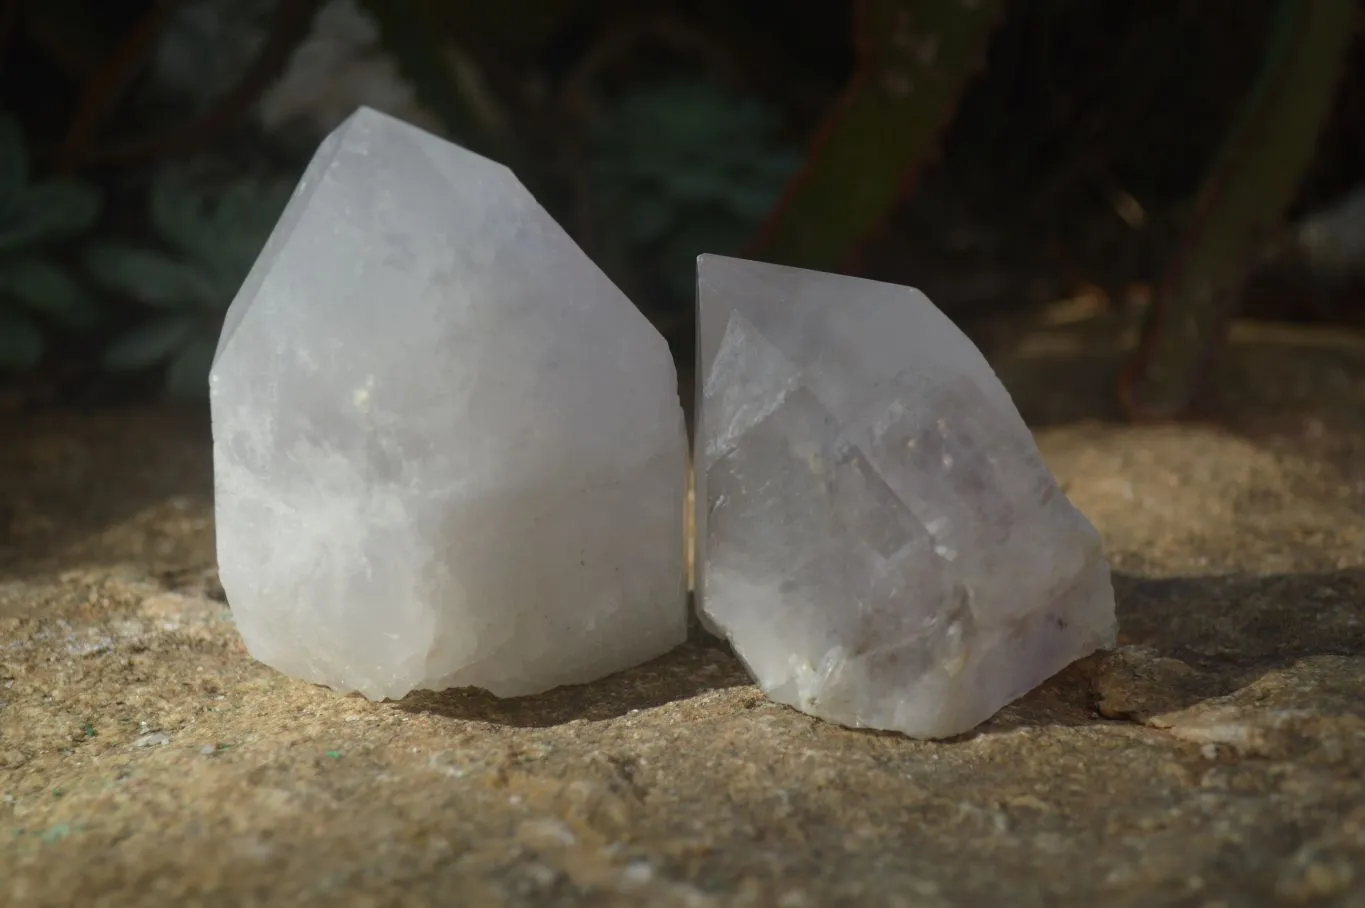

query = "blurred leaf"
[0,117,28,199]
[216,180,288,236]
[103,314,199,370]
[148,172,288,285]
[0,307,44,369]
[85,243,214,309]
[0,256,103,330]
[209,181,291,277]
[0,181,103,252]
[589,79,799,305]
[164,334,218,398]
[148,171,208,257]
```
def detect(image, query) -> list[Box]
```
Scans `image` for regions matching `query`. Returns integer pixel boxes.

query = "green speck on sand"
[326,751,342,760]
[42,824,72,843]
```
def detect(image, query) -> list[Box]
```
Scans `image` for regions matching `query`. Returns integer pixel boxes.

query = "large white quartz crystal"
[695,254,1117,739]
[210,107,688,701]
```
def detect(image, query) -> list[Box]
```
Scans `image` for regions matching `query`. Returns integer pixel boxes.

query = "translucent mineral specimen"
[695,255,1117,739]
[210,107,688,700]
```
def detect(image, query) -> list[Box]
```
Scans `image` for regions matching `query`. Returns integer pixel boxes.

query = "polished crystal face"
[210,107,688,701]
[695,254,1117,738]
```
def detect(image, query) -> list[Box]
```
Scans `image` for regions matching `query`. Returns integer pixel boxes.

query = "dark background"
[1,0,1363,413]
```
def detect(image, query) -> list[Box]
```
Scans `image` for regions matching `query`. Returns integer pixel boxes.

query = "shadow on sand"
[395,568,1365,738]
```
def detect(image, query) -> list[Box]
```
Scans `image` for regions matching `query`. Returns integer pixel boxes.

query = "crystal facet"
[695,254,1117,739]
[210,107,688,701]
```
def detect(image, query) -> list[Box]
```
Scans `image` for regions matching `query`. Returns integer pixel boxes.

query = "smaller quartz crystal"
[695,254,1117,739]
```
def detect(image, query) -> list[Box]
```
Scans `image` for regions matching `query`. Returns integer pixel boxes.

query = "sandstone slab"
[3,317,1363,907]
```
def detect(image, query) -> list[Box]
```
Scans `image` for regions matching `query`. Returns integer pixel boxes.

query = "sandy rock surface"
[2,316,1364,907]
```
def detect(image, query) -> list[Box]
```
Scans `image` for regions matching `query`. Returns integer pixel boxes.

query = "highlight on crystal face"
[209,107,689,701]
[693,254,1117,739]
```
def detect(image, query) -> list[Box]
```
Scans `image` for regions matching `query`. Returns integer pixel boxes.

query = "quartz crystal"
[210,107,688,701]
[695,254,1117,739]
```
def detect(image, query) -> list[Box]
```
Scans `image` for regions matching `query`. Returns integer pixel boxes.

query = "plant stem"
[746,0,1006,272]
[1120,0,1356,420]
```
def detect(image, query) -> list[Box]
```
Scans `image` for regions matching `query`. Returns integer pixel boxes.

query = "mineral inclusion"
[210,107,688,700]
[694,254,1117,738]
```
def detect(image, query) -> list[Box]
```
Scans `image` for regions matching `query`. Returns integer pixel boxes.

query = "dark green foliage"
[588,80,800,306]
[1,0,1359,409]
[0,116,104,369]
[85,171,291,397]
